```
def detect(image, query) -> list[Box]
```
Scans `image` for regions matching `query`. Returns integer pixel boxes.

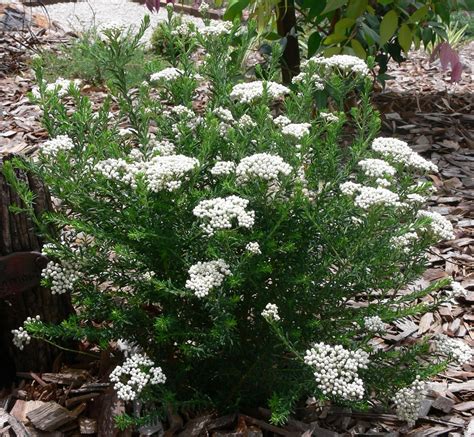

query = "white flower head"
[372,138,438,173]
[417,210,454,241]
[245,241,261,254]
[358,158,396,178]
[281,123,312,140]
[110,353,166,401]
[150,67,183,82]
[185,259,231,297]
[236,153,292,185]
[394,376,425,426]
[434,334,472,365]
[42,260,80,295]
[354,186,400,209]
[144,155,199,192]
[193,196,255,235]
[12,316,41,350]
[308,55,369,76]
[210,160,236,176]
[304,343,369,400]
[41,135,75,157]
[230,81,290,104]
[363,315,386,333]
[261,303,280,321]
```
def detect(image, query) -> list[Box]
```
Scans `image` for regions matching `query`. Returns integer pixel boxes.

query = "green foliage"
[37,21,163,87]
[225,0,467,81]
[8,18,464,426]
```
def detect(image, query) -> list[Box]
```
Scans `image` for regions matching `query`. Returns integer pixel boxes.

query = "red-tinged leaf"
[451,60,463,82]
[438,42,451,70]
[145,0,160,12]
[429,42,441,64]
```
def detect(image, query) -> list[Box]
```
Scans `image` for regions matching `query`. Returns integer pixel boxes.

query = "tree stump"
[0,156,73,387]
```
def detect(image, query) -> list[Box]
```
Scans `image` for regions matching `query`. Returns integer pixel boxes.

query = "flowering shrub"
[6,16,472,428]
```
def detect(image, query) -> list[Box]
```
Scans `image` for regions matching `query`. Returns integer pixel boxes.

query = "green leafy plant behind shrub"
[224,0,470,82]
[7,16,472,429]
[38,21,163,87]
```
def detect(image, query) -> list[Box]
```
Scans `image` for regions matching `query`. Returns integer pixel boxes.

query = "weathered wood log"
[0,155,73,387]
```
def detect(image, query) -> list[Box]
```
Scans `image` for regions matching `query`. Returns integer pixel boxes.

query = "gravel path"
[32,0,204,40]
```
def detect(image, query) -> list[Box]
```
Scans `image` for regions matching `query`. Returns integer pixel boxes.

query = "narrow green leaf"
[398,24,412,53]
[379,10,398,46]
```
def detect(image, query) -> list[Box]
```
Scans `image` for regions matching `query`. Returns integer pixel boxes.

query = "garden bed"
[0,5,473,436]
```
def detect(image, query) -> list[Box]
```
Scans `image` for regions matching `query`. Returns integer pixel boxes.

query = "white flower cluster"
[417,210,454,241]
[32,78,81,98]
[340,181,361,196]
[245,241,261,254]
[171,22,196,38]
[110,353,166,401]
[236,153,292,185]
[150,139,176,156]
[144,155,199,192]
[213,107,234,123]
[193,196,255,235]
[200,21,233,38]
[239,114,257,128]
[210,160,236,176]
[150,67,183,82]
[291,72,324,90]
[11,316,40,350]
[41,135,75,157]
[433,334,472,365]
[170,105,194,118]
[393,376,425,425]
[273,115,292,127]
[42,260,80,294]
[304,343,369,400]
[355,186,400,209]
[308,55,369,76]
[358,158,396,178]
[406,193,425,203]
[341,183,400,209]
[94,158,143,188]
[371,138,438,173]
[261,303,280,321]
[390,232,419,253]
[281,122,312,140]
[363,315,386,333]
[230,81,290,104]
[198,1,210,14]
[320,112,339,123]
[185,259,231,297]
